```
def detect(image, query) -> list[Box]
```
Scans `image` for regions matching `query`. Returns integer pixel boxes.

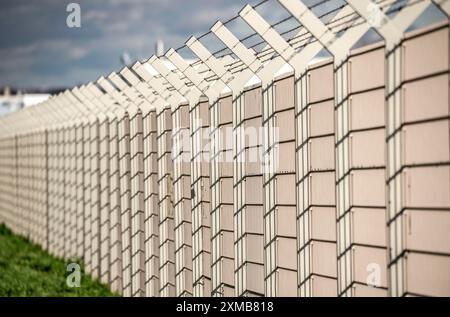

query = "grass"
[0,223,117,297]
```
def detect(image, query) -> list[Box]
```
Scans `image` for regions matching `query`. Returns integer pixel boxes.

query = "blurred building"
[0,86,51,116]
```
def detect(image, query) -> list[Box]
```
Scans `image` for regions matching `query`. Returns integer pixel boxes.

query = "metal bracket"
[278,0,353,65]
[71,87,96,117]
[165,48,225,102]
[63,90,90,117]
[85,82,123,119]
[108,71,140,105]
[78,85,110,121]
[118,67,155,114]
[186,36,233,85]
[240,5,296,62]
[132,61,181,108]
[55,93,79,121]
[278,0,335,48]
[346,0,431,51]
[120,67,154,101]
[433,0,450,16]
[148,55,201,105]
[186,36,254,95]
[211,21,263,74]
[97,76,125,105]
[239,2,352,74]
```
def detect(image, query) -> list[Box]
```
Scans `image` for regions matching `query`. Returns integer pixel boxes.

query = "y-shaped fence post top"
[166,48,202,88]
[131,61,153,83]
[62,89,89,118]
[239,3,313,76]
[211,21,263,75]
[132,59,182,109]
[119,67,156,114]
[85,82,110,115]
[433,0,450,15]
[186,35,255,95]
[44,93,74,129]
[278,0,336,47]
[74,85,105,120]
[106,71,142,116]
[85,81,122,118]
[186,36,234,86]
[240,5,297,63]
[165,48,226,102]
[148,55,201,107]
[346,0,432,51]
[97,76,118,99]
[120,66,155,102]
[214,3,347,83]
[108,71,135,100]
[58,90,86,120]
[68,88,85,116]
[278,0,435,67]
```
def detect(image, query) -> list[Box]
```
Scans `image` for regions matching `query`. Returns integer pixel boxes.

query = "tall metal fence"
[0,0,449,297]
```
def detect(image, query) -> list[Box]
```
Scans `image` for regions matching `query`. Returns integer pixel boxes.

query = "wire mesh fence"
[0,0,449,297]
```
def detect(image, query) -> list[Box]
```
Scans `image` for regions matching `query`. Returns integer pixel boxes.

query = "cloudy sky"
[0,0,260,90]
[0,0,445,90]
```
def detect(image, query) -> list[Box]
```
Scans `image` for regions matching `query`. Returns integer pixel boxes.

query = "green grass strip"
[0,223,117,297]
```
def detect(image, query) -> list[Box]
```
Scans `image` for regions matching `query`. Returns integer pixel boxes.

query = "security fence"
[0,0,449,297]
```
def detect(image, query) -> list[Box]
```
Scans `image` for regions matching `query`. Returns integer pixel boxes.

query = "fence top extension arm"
[63,89,91,119]
[165,48,232,103]
[131,61,183,111]
[119,66,159,114]
[433,0,450,15]
[97,76,127,117]
[185,36,256,97]
[148,55,202,106]
[96,73,142,117]
[211,20,284,86]
[84,81,124,119]
[346,0,431,51]
[25,101,53,130]
[238,3,353,74]
[70,86,95,116]
[110,67,161,114]
[49,92,78,125]
[78,84,110,121]
[106,71,143,117]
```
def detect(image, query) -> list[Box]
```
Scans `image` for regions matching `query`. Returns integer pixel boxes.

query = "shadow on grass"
[0,223,118,297]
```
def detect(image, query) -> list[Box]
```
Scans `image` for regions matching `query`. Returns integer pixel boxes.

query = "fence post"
[278,0,381,296]
[148,56,195,297]
[239,2,349,296]
[186,35,265,297]
[347,0,433,297]
[212,17,302,297]
[166,48,236,297]
[132,61,182,297]
[60,91,91,260]
[107,72,146,297]
[118,67,161,297]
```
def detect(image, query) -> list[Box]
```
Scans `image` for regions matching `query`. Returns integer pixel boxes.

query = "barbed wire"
[189,0,403,80]
[106,0,427,93]
[184,0,407,74]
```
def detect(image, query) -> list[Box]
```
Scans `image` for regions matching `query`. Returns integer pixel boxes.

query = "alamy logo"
[170,119,280,175]
[366,1,383,28]
[66,3,81,28]
[66,263,81,287]
[366,262,381,288]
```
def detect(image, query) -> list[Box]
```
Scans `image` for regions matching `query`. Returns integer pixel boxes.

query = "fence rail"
[0,0,449,297]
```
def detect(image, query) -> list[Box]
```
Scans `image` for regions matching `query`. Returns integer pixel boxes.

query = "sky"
[0,0,258,90]
[0,0,446,90]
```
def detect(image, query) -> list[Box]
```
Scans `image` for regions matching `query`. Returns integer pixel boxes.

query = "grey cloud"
[0,0,254,89]
[0,0,445,90]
